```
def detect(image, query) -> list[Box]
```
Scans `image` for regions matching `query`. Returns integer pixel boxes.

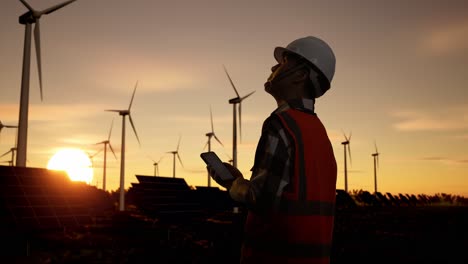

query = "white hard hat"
[274,36,336,97]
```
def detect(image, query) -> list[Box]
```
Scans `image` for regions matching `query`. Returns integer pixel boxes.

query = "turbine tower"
[204,106,224,186]
[1,147,17,167]
[95,119,117,191]
[167,136,183,178]
[0,120,18,145]
[223,65,255,168]
[372,141,380,194]
[105,81,141,211]
[341,131,352,192]
[16,0,77,167]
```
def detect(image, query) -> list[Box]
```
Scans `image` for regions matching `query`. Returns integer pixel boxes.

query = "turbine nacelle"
[229,97,241,104]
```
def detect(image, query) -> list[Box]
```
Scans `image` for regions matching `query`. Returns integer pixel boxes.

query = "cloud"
[421,156,468,165]
[420,19,468,56]
[0,103,110,122]
[391,105,468,132]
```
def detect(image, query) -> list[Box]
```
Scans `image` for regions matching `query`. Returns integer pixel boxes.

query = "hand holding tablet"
[200,151,236,181]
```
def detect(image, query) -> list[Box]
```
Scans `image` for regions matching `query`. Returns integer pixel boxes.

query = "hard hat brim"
[274,47,288,63]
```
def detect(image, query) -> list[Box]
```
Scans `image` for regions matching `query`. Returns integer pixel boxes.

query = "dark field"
[4,199,468,263]
[1,167,467,263]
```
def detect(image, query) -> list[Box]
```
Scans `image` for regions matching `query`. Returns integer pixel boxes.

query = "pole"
[374,156,377,193]
[119,115,126,211]
[16,23,32,167]
[232,104,237,168]
[344,144,348,192]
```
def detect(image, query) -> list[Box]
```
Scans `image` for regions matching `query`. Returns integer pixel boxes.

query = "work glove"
[207,162,243,189]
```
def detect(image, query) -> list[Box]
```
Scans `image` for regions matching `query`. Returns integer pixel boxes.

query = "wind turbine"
[1,147,17,167]
[167,136,183,178]
[94,119,117,191]
[105,81,141,211]
[204,106,224,186]
[15,0,77,167]
[0,121,18,145]
[341,131,352,192]
[223,65,255,168]
[86,149,102,168]
[372,141,380,194]
[149,155,165,176]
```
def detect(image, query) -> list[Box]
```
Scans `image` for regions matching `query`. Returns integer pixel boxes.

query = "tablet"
[200,151,235,181]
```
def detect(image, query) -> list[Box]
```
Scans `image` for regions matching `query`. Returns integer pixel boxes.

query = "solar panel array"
[128,175,204,222]
[0,165,108,234]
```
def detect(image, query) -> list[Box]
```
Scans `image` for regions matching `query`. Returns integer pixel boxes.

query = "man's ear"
[293,68,309,84]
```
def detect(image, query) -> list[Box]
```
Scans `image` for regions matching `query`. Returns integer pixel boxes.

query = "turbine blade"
[203,140,209,151]
[0,150,11,159]
[158,155,165,163]
[238,103,242,143]
[348,131,352,142]
[105,109,122,113]
[92,148,103,158]
[341,129,348,141]
[210,105,214,133]
[176,135,181,151]
[214,134,224,147]
[128,81,138,110]
[223,65,240,98]
[19,0,34,12]
[240,91,255,101]
[177,153,184,168]
[108,118,114,140]
[376,155,379,169]
[108,143,117,160]
[41,0,76,15]
[128,115,141,146]
[375,141,378,153]
[34,21,43,101]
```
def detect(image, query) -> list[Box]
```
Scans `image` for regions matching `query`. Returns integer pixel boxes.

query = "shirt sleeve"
[229,115,293,212]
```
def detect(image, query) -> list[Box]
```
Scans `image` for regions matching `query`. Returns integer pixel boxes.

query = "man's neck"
[276,99,287,107]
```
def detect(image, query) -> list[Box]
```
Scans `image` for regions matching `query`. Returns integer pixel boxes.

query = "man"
[209,36,337,264]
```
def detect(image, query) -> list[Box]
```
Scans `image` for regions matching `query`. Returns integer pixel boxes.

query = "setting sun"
[47,148,94,184]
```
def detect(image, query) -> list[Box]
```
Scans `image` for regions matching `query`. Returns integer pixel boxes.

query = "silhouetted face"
[264,53,307,99]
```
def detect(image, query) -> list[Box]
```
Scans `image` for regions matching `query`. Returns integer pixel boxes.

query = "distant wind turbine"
[86,149,102,167]
[0,120,18,145]
[15,0,77,167]
[149,155,165,176]
[105,81,141,211]
[341,131,352,192]
[167,136,183,178]
[94,119,117,191]
[204,106,224,186]
[223,65,255,168]
[1,147,17,167]
[372,141,380,194]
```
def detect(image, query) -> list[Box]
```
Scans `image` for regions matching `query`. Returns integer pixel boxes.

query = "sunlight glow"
[47,148,93,184]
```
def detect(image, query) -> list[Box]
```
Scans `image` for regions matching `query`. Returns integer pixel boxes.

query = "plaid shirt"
[229,98,316,211]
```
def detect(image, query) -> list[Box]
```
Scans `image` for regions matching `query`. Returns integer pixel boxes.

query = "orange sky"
[0,0,467,196]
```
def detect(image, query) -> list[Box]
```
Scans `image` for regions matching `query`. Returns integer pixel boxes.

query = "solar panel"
[128,175,204,222]
[0,165,112,234]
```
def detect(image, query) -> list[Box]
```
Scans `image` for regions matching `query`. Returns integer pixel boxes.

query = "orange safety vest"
[241,108,337,264]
